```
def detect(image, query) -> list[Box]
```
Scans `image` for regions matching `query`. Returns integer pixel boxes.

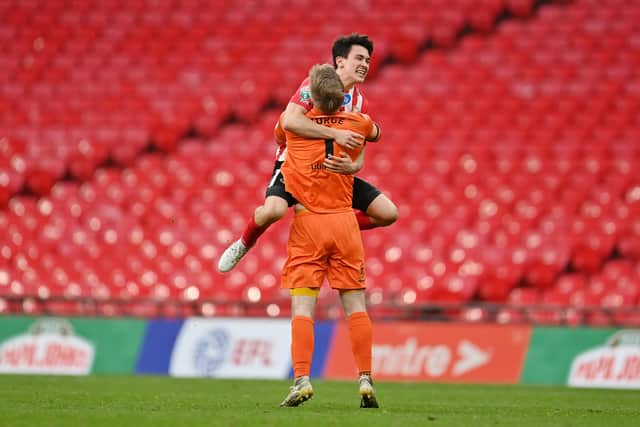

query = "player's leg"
[338,290,372,375]
[254,195,289,227]
[352,176,398,230]
[365,193,398,227]
[217,161,295,273]
[339,290,379,408]
[217,195,288,273]
[290,291,317,381]
[327,213,379,408]
[280,290,318,407]
[279,212,325,407]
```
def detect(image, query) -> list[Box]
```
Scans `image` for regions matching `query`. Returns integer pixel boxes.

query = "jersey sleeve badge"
[299,86,311,104]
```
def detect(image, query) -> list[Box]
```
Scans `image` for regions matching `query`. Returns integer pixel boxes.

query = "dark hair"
[309,64,344,114]
[332,33,374,68]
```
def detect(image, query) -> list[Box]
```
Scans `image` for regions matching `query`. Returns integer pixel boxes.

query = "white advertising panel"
[0,319,94,375]
[568,345,640,389]
[169,318,291,379]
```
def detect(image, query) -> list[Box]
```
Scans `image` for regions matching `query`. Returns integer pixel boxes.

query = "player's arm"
[366,122,381,143]
[274,115,286,146]
[323,119,379,174]
[323,146,366,175]
[281,103,363,149]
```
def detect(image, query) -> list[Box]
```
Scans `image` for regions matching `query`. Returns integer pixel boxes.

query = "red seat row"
[2,0,640,324]
[0,0,545,200]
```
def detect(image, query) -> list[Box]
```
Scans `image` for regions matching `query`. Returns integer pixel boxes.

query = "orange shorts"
[281,210,365,291]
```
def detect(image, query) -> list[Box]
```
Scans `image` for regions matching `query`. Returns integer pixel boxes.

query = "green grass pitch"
[1,375,639,427]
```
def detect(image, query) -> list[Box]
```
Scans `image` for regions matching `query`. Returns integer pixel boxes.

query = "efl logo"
[230,339,273,367]
[169,319,291,378]
[193,329,230,375]
[193,329,274,376]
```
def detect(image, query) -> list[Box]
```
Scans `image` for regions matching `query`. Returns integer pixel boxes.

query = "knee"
[377,203,398,227]
[257,199,288,224]
[340,290,367,316]
[367,195,399,227]
[291,296,316,318]
[263,204,287,222]
[385,206,399,226]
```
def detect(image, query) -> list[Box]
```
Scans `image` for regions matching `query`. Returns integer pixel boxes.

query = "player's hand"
[324,153,358,175]
[332,129,364,149]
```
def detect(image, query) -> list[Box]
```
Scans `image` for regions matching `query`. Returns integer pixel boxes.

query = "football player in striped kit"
[218,33,398,273]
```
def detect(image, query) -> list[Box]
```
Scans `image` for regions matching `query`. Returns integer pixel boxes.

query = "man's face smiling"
[336,45,371,88]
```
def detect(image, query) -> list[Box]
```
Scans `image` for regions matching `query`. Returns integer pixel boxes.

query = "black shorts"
[352,176,382,212]
[265,160,298,207]
[264,160,382,212]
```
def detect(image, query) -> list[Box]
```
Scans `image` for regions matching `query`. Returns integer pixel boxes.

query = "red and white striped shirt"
[274,75,369,161]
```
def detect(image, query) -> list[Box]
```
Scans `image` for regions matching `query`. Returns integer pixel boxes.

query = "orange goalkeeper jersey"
[282,108,374,214]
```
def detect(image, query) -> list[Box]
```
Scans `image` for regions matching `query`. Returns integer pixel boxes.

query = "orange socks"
[291,316,314,378]
[347,311,372,376]
[291,313,371,378]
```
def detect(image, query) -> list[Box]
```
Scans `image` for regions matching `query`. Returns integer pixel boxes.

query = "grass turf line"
[1,375,639,427]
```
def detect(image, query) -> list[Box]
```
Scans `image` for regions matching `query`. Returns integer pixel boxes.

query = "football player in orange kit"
[217,33,397,273]
[278,64,379,409]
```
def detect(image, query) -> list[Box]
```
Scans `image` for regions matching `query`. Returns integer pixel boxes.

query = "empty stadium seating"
[1,0,639,325]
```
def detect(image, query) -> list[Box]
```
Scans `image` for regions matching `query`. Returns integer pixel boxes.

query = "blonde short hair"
[309,64,344,114]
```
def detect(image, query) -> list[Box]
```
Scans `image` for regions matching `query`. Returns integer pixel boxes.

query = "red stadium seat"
[2,0,640,324]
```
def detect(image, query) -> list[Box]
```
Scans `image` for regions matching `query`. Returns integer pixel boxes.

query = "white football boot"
[217,239,249,273]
